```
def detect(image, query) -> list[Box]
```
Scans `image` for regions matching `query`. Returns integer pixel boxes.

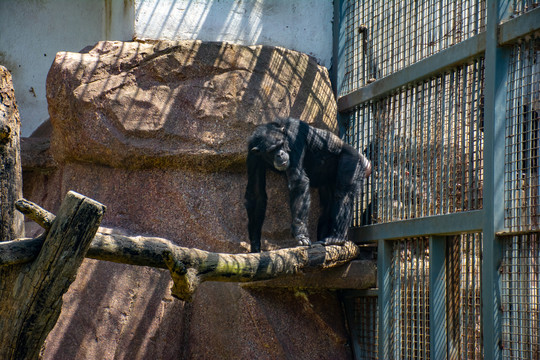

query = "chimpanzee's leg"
[317,187,333,242]
[288,173,312,246]
[324,145,370,245]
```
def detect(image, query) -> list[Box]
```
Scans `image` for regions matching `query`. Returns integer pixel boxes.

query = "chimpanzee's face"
[250,126,290,171]
[270,143,290,171]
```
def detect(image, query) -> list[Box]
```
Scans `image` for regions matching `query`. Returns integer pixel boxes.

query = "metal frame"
[334,2,540,360]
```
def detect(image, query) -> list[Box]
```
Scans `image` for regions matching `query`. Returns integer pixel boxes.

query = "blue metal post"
[429,236,447,359]
[332,0,347,98]
[482,1,511,359]
[377,239,392,359]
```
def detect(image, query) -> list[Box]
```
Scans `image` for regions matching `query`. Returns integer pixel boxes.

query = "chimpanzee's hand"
[296,234,311,246]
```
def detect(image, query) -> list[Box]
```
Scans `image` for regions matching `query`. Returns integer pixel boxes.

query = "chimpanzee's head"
[248,122,290,171]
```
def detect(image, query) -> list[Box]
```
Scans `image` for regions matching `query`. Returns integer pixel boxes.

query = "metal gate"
[333,1,540,359]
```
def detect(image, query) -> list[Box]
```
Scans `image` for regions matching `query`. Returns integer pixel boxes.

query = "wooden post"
[0,65,25,359]
[1,67,107,359]
[0,191,106,359]
[0,65,23,242]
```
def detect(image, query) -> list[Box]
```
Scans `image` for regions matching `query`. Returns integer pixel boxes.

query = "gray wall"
[0,0,134,136]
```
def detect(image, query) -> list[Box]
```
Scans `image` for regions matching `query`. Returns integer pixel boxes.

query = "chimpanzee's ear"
[250,146,260,153]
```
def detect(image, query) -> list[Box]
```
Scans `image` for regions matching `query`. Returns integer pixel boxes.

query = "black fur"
[244,118,371,252]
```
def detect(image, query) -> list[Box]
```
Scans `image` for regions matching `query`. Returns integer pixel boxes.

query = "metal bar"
[394,240,402,359]
[461,64,468,212]
[350,210,484,242]
[421,237,428,359]
[338,32,486,112]
[440,71,447,214]
[499,6,540,45]
[378,240,393,359]
[341,295,363,359]
[419,82,427,218]
[482,1,511,359]
[468,60,477,211]
[430,236,447,359]
[331,0,342,95]
[427,79,434,216]
[497,229,540,236]
[464,234,471,357]
[405,88,412,220]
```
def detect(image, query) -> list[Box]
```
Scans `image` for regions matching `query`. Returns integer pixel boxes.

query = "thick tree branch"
[162,241,360,300]
[15,198,55,229]
[8,198,369,302]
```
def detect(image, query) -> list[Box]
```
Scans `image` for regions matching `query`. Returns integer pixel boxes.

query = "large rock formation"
[46,40,338,171]
[22,40,355,359]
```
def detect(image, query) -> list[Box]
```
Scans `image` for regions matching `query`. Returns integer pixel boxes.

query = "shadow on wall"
[133,0,333,67]
[135,0,265,44]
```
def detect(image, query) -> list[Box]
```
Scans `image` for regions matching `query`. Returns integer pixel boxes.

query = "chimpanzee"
[244,117,371,252]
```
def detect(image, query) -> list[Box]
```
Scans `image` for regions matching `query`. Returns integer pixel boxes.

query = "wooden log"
[5,199,373,302]
[15,198,55,229]
[0,65,26,359]
[0,191,105,360]
[162,241,361,301]
[242,258,377,290]
[0,65,23,241]
[0,236,45,266]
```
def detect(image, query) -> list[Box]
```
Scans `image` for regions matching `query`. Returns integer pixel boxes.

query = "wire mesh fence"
[505,35,540,232]
[501,233,540,360]
[383,235,483,360]
[347,295,379,360]
[447,233,483,360]
[389,238,430,360]
[346,59,485,226]
[503,0,540,20]
[339,0,487,96]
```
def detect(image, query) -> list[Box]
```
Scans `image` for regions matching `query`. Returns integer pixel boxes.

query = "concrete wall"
[0,0,134,136]
[0,0,333,136]
[134,0,333,67]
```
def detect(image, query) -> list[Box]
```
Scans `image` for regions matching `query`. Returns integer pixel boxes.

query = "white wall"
[0,0,333,136]
[134,0,333,67]
[0,0,134,136]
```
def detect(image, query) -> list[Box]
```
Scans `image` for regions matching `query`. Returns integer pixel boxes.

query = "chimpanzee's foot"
[296,235,312,246]
[323,237,347,245]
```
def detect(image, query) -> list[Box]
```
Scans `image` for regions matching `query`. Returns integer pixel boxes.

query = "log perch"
[162,241,360,301]
[7,198,369,302]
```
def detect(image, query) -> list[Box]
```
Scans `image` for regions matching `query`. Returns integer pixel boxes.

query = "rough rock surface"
[22,40,352,359]
[46,40,337,171]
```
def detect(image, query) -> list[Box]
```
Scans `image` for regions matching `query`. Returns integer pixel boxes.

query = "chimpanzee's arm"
[244,152,268,252]
[286,170,311,246]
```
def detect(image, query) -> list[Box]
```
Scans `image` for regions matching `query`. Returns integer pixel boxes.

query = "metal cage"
[501,233,540,359]
[335,1,540,359]
[505,37,540,232]
[345,59,485,226]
